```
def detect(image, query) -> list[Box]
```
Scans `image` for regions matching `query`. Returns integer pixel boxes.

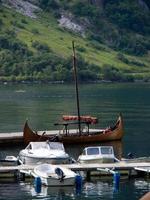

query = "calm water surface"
[0,82,150,199]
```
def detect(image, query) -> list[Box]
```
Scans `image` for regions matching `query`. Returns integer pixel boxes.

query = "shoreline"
[0,79,149,85]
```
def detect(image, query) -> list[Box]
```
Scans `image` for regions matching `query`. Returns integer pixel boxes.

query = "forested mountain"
[0,0,149,82]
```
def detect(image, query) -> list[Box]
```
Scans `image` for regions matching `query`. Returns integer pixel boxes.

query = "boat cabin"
[82,146,114,156]
[78,146,116,164]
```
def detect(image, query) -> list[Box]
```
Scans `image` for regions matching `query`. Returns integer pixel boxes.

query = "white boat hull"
[40,176,76,186]
[19,155,69,165]
[78,158,115,164]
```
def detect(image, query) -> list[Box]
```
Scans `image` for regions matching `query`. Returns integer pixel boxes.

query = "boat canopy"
[62,115,98,124]
[26,142,65,151]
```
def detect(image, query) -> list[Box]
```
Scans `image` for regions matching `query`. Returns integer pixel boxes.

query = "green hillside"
[0,0,150,82]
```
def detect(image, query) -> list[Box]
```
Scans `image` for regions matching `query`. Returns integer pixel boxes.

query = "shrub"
[76,45,86,53]
[21,19,28,24]
[117,53,129,64]
[31,28,39,34]
[102,64,134,82]
[39,0,60,10]
[31,41,50,52]
[0,19,3,27]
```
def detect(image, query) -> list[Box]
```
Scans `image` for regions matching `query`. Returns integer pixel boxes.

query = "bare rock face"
[2,0,41,18]
[58,13,85,37]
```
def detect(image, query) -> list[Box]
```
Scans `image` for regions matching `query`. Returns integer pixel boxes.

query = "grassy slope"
[0,6,150,78]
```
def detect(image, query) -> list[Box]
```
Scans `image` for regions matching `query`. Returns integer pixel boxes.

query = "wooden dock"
[1,161,150,172]
[0,128,104,146]
[0,161,150,179]
[0,161,149,172]
[0,132,24,146]
[0,129,72,145]
[0,130,58,146]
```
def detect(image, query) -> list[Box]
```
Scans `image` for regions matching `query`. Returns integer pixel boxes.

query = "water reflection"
[134,179,150,199]
[19,180,115,199]
[83,181,114,198]
[134,179,150,190]
[0,176,150,200]
[20,181,76,199]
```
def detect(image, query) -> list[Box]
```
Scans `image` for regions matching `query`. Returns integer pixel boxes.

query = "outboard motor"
[55,167,65,182]
[127,152,134,159]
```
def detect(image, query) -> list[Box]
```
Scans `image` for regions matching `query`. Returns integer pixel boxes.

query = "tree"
[39,0,60,10]
[0,19,3,27]
[105,0,150,35]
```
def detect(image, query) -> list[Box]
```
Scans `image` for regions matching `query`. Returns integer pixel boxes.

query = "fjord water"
[0,82,150,200]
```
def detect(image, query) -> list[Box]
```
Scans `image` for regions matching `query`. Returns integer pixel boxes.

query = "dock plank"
[0,128,103,140]
[1,162,150,173]
[0,130,58,145]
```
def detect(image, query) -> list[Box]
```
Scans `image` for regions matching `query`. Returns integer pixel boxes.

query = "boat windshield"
[86,147,100,155]
[27,142,65,151]
[30,142,50,150]
[49,142,65,151]
[101,147,113,155]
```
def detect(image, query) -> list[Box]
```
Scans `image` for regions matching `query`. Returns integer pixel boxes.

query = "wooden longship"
[23,114,124,145]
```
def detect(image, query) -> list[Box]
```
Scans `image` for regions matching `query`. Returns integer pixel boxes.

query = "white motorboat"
[0,155,19,166]
[19,141,71,165]
[32,163,78,186]
[78,146,117,164]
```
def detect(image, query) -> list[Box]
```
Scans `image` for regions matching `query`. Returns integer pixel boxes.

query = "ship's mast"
[72,41,81,135]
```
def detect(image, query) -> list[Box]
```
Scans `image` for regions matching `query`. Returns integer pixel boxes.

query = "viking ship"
[23,113,124,145]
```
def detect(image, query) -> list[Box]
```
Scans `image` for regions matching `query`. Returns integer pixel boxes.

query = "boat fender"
[75,175,82,192]
[113,172,120,191]
[55,167,65,182]
[34,176,42,193]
